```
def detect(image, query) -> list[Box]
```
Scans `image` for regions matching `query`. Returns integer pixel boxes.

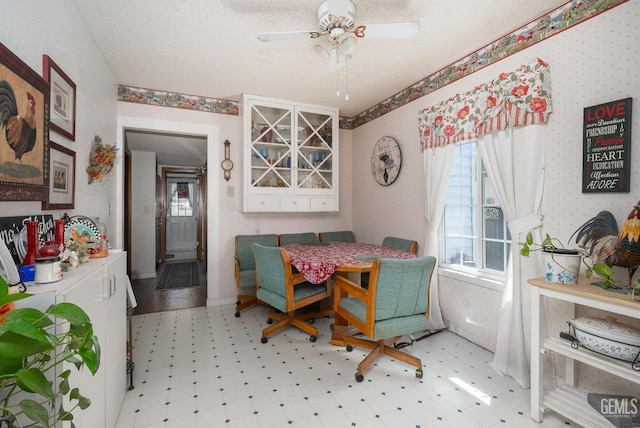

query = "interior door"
[165,178,198,261]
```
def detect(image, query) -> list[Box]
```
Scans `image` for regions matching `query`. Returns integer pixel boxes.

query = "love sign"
[582,98,632,193]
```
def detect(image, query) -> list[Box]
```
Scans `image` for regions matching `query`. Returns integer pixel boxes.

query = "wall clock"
[221,139,233,181]
[371,136,401,186]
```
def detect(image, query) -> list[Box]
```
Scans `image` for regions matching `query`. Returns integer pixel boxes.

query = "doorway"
[117,116,220,312]
[165,178,198,261]
[158,167,207,265]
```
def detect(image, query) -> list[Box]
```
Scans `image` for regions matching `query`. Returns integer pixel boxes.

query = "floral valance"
[418,58,552,149]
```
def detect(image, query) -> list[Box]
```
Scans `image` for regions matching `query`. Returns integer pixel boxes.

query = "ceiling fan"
[257,0,420,72]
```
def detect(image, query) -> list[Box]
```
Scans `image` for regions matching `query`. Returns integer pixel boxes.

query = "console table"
[529,276,640,427]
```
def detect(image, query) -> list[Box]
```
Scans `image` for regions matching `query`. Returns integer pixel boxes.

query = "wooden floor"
[131,260,207,315]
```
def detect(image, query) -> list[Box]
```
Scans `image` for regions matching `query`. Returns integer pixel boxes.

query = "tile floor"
[116,304,575,428]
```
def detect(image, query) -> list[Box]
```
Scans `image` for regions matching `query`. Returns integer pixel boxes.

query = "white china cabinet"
[239,94,339,212]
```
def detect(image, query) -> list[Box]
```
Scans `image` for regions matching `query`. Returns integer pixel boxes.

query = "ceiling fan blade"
[354,21,420,39]
[257,31,320,42]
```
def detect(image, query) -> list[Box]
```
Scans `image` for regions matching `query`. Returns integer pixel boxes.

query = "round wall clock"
[371,136,402,186]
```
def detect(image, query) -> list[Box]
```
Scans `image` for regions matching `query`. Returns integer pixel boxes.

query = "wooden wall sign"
[582,98,632,193]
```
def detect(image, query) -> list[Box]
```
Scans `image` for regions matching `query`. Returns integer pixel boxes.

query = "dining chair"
[382,236,418,254]
[319,230,355,243]
[234,234,278,317]
[361,236,419,288]
[333,256,437,382]
[253,243,330,343]
[278,232,318,246]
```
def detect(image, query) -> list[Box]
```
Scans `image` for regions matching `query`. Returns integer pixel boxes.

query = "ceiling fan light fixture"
[314,42,331,59]
[328,48,346,72]
[339,36,357,56]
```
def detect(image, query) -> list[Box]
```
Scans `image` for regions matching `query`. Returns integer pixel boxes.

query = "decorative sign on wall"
[0,215,55,264]
[582,98,632,193]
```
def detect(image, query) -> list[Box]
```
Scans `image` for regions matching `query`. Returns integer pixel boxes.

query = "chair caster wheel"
[346,345,353,352]
[261,337,268,343]
[310,335,317,342]
[234,311,240,318]
[355,373,364,382]
[266,318,273,324]
[416,368,423,379]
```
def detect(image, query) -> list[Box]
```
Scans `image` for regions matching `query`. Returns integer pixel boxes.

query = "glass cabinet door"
[249,103,293,191]
[296,109,334,192]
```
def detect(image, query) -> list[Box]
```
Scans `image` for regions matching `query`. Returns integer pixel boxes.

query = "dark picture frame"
[582,98,632,193]
[43,55,76,141]
[0,43,50,201]
[42,141,75,210]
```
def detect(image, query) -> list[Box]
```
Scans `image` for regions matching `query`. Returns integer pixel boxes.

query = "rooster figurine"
[0,80,37,162]
[572,201,640,287]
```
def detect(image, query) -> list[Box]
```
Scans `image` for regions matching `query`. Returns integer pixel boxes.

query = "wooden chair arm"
[333,274,368,302]
[234,256,241,286]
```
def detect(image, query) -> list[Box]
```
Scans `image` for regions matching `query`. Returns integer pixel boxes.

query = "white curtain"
[422,144,457,330]
[476,125,546,388]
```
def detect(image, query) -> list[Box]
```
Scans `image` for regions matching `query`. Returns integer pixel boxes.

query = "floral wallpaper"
[418,58,552,149]
[118,0,627,130]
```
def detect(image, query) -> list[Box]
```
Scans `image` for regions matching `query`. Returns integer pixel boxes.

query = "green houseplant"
[518,231,615,288]
[0,275,100,428]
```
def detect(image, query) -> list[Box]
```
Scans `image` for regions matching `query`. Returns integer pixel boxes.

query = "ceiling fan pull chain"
[344,58,349,101]
[336,67,340,97]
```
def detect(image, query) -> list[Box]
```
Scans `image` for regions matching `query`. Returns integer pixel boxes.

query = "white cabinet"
[239,94,339,212]
[529,276,640,427]
[24,251,127,428]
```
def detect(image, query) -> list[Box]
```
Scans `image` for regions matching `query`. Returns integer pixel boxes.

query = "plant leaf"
[70,387,92,410]
[593,263,613,278]
[47,303,90,326]
[0,355,22,375]
[15,368,55,399]
[526,231,533,245]
[58,402,74,421]
[5,307,54,328]
[0,291,32,307]
[19,399,52,428]
[0,331,53,358]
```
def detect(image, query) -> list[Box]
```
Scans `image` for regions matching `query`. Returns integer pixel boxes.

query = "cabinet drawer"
[310,197,338,212]
[245,196,281,212]
[281,197,310,212]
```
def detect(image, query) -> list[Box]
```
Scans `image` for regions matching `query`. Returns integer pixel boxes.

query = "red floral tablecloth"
[282,242,417,284]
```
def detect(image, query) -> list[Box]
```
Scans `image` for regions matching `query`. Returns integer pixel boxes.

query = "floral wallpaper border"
[117,0,627,130]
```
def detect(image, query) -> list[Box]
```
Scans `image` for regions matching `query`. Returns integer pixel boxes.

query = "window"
[441,140,511,275]
[169,182,194,217]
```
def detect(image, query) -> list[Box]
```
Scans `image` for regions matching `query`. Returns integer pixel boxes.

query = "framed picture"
[43,55,76,141]
[0,43,50,201]
[582,98,632,193]
[42,142,75,210]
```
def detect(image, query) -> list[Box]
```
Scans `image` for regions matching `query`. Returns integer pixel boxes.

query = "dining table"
[281,242,417,284]
[281,242,417,346]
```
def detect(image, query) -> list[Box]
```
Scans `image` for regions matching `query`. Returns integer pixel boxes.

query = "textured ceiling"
[70,0,568,165]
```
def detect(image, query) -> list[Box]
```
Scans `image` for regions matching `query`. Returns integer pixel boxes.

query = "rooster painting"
[0,80,37,162]
[572,201,640,287]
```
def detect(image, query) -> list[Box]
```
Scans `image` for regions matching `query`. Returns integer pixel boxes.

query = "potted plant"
[518,231,615,287]
[0,275,100,428]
